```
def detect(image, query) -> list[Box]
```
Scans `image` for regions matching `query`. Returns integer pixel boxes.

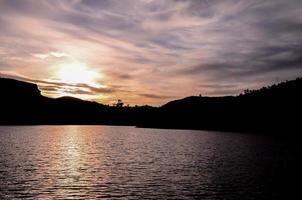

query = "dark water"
[0,126,299,199]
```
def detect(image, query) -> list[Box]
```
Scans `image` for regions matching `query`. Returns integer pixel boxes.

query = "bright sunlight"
[57,62,98,85]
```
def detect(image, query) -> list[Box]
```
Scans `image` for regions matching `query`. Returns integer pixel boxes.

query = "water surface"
[0,126,299,199]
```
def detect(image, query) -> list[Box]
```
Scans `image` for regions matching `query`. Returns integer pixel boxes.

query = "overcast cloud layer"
[0,0,302,105]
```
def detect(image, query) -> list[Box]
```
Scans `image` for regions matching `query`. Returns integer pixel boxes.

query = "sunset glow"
[56,62,98,85]
[0,0,301,105]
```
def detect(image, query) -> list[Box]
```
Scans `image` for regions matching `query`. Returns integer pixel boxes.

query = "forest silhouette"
[0,77,301,133]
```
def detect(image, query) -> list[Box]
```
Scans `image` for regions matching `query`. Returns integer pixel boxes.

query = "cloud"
[138,93,176,99]
[33,51,69,59]
[0,71,115,98]
[0,0,302,105]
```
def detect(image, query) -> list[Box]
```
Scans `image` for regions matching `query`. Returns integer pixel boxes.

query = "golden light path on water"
[0,126,298,199]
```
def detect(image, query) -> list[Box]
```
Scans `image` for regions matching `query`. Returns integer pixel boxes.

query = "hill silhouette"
[139,78,302,133]
[0,77,301,133]
[0,77,155,125]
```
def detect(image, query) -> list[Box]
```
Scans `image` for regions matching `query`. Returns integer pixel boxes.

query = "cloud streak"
[0,0,302,105]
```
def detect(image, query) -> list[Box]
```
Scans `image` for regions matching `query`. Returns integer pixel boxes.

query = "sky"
[0,0,302,106]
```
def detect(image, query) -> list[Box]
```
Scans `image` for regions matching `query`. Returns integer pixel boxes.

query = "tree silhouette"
[116,99,124,107]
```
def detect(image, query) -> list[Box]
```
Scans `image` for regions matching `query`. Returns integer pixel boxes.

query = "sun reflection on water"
[50,126,106,198]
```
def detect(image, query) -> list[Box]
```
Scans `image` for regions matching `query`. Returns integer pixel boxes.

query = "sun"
[57,62,98,85]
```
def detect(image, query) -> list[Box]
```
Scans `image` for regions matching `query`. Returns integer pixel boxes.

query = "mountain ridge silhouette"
[1,77,301,134]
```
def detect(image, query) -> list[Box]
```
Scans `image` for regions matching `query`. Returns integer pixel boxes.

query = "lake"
[0,126,299,199]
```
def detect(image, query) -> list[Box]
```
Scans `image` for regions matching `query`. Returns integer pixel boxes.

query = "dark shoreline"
[0,123,295,137]
[1,77,301,135]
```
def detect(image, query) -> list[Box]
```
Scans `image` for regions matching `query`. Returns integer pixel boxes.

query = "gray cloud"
[0,0,302,104]
[139,93,176,99]
[0,72,116,96]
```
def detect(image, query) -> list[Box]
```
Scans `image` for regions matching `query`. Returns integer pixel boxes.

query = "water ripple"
[0,126,299,199]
